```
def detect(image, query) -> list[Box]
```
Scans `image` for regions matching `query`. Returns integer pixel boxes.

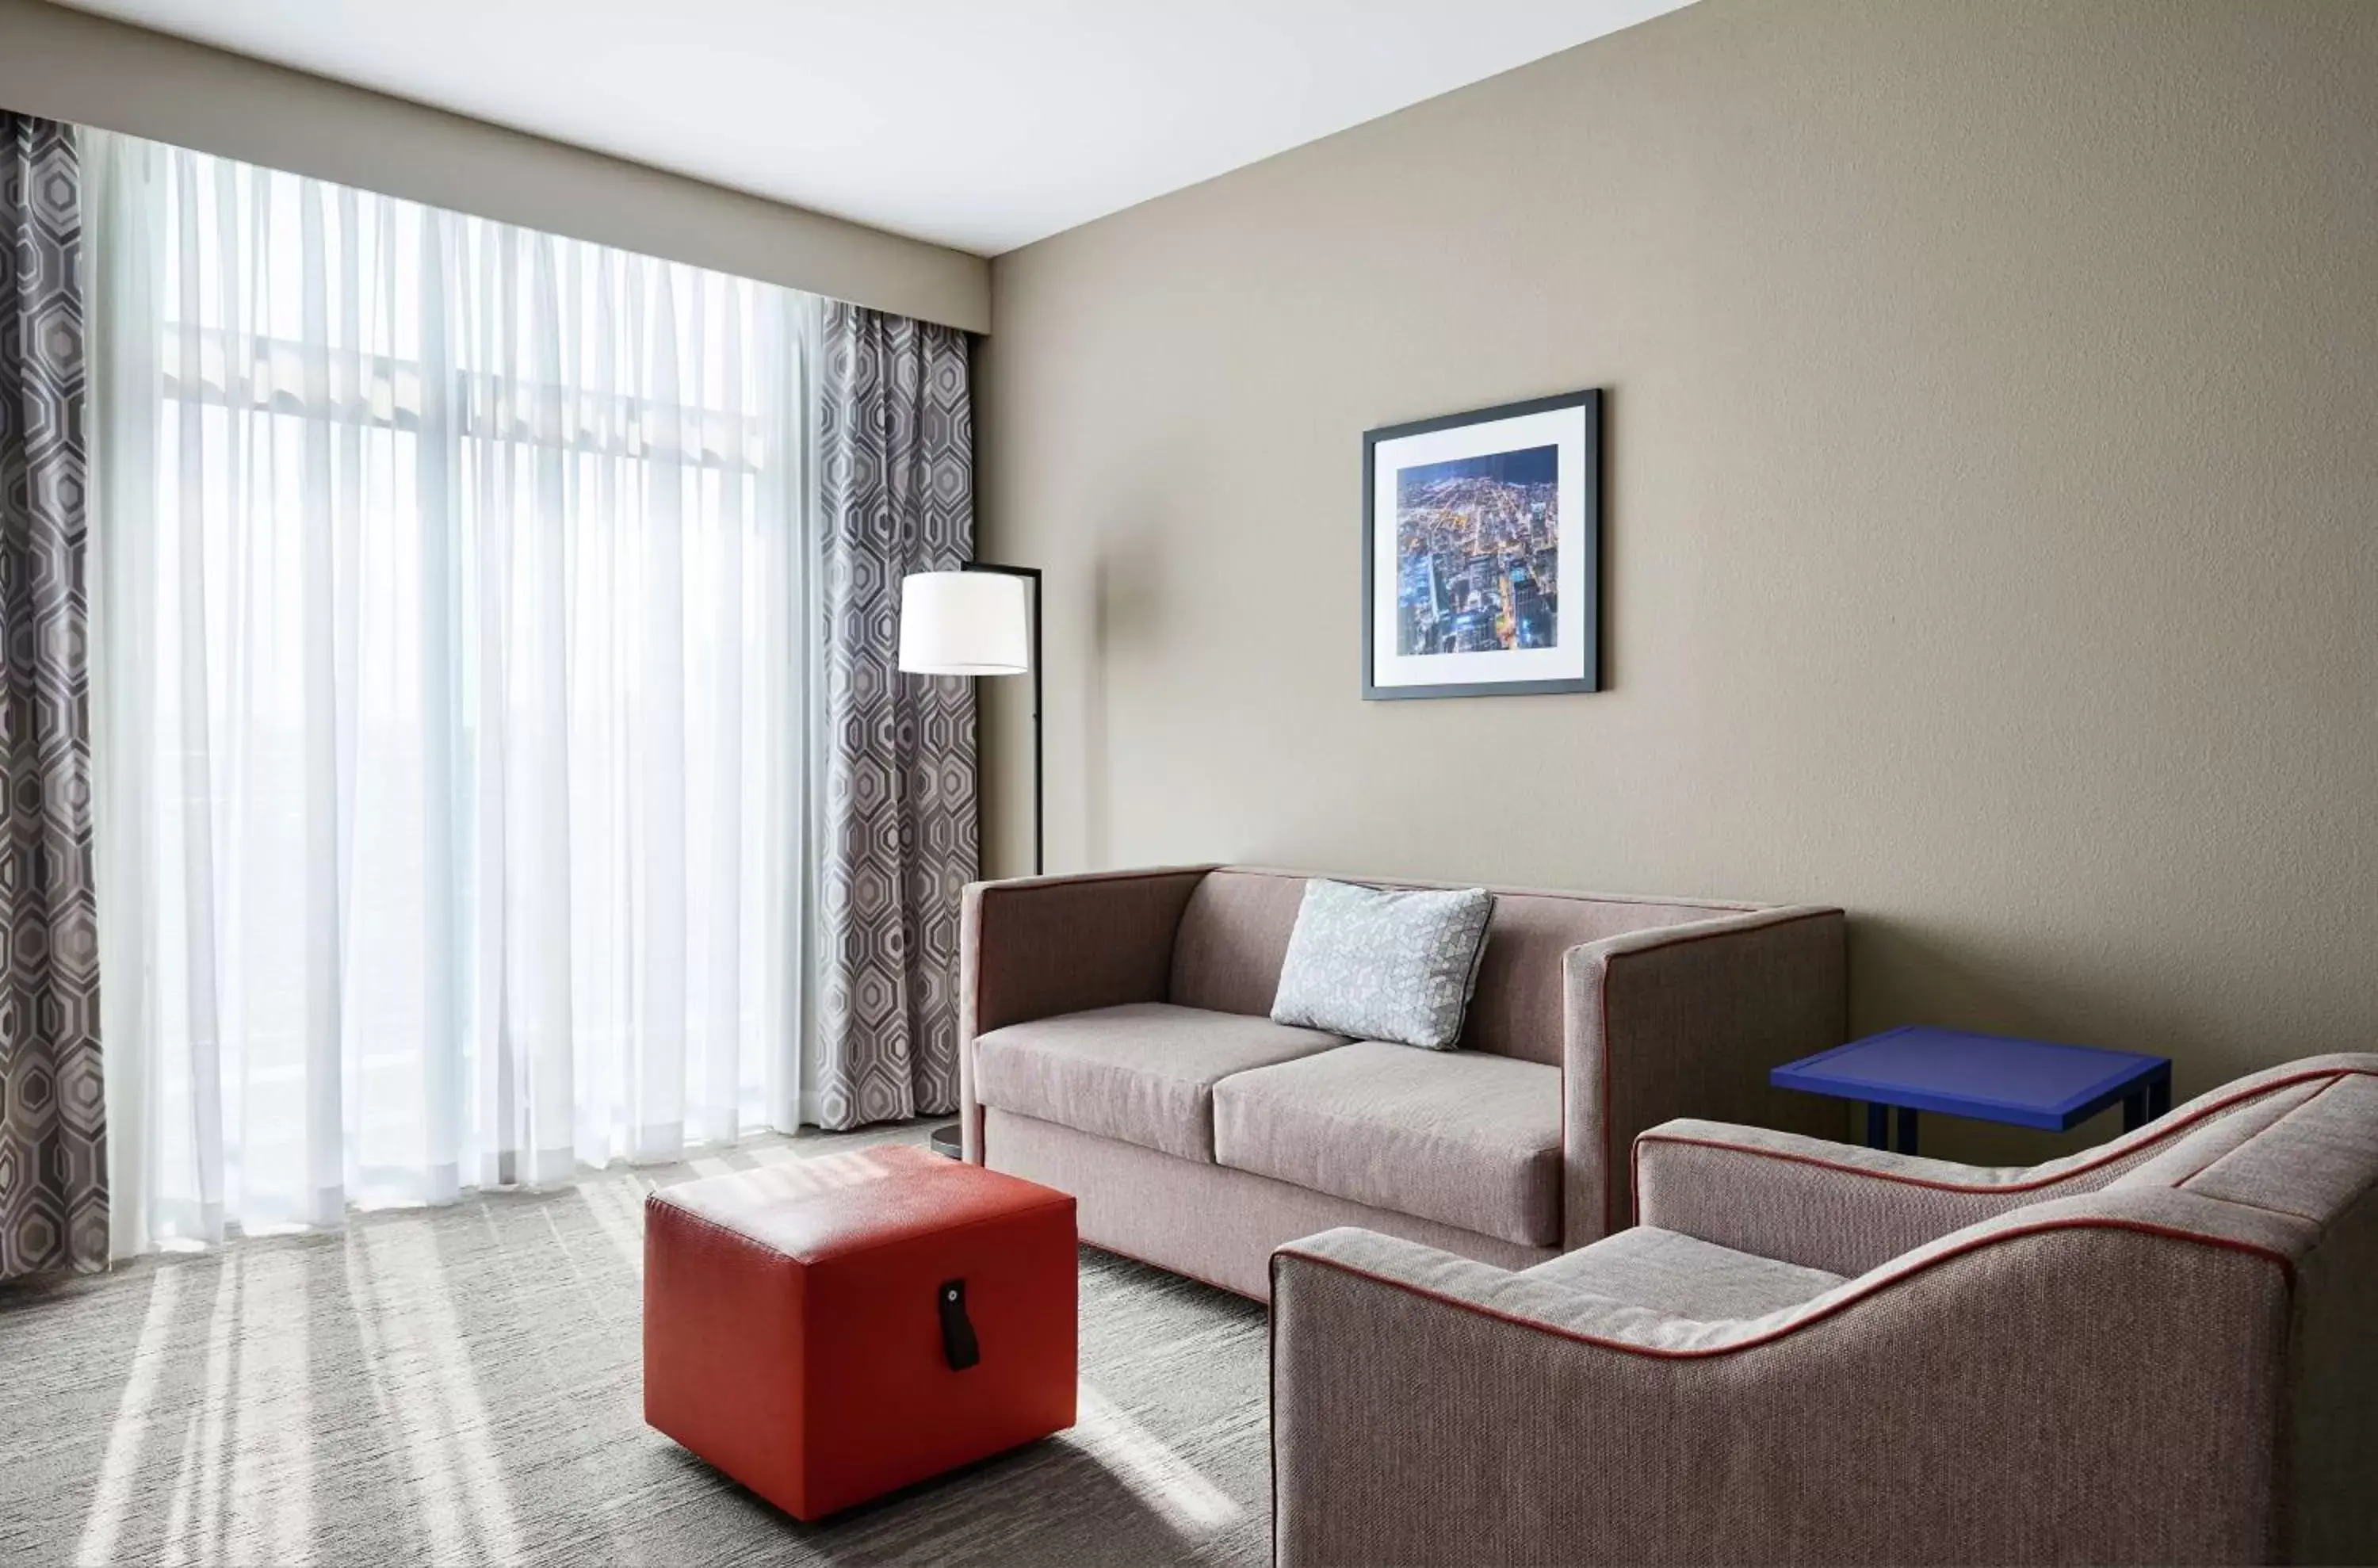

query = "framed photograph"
[1362,388,1601,700]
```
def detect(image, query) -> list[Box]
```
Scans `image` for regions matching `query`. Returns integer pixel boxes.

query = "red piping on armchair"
[1630,1066,2375,1214]
[1270,1213,2295,1365]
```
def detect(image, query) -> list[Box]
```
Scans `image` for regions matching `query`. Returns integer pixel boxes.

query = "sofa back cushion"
[1168,867,1756,1065]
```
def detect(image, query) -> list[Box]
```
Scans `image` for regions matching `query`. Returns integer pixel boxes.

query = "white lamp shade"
[898,571,1030,675]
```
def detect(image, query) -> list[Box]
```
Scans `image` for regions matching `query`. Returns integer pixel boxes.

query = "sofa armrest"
[1558,906,1845,1248]
[1632,1119,2073,1276]
[958,866,1211,1160]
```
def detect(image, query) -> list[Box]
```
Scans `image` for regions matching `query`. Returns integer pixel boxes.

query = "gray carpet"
[0,1127,1271,1566]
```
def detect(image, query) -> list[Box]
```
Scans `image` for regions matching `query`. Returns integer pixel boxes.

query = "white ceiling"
[50,0,1695,256]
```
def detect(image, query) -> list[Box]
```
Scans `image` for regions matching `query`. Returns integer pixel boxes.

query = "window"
[91,135,822,1246]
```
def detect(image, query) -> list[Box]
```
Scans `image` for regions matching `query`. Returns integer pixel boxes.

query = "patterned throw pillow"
[1269,879,1496,1051]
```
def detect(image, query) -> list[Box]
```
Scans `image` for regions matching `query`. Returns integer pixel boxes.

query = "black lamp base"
[927,1122,964,1161]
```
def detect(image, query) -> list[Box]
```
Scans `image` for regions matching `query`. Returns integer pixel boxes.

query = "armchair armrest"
[1271,1226,1746,1354]
[958,866,1211,1159]
[1559,906,1845,1247]
[1632,1119,2068,1276]
[1632,1055,2359,1275]
[1271,1192,2300,1568]
[1270,1226,1801,1568]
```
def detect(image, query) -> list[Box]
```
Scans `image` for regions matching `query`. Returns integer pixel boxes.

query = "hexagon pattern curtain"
[0,112,104,1279]
[812,303,977,1129]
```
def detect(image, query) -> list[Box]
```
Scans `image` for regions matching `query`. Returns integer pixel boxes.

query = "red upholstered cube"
[643,1143,1077,1521]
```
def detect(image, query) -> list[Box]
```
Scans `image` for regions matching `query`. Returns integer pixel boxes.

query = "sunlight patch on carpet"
[356,1220,523,1562]
[1072,1383,1243,1535]
[72,1264,181,1567]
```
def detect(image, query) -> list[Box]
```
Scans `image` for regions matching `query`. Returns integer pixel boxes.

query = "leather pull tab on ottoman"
[939,1279,981,1371]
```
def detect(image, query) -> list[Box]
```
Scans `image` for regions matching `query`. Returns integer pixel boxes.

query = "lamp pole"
[958,561,1042,876]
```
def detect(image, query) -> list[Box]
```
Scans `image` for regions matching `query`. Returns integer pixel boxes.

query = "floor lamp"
[897,561,1042,1157]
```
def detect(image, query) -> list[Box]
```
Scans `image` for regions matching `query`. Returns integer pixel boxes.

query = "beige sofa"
[958,865,1846,1298]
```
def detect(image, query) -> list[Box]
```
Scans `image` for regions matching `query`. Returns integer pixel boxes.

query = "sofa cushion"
[1211,1042,1562,1245]
[1519,1226,1845,1320]
[973,1002,1348,1163]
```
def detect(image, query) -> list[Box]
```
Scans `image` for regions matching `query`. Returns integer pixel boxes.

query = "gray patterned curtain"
[0,113,102,1278]
[813,301,977,1130]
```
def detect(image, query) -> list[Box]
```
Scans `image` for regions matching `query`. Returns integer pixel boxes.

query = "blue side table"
[1770,1026,2174,1154]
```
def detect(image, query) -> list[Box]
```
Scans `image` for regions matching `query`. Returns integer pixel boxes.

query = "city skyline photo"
[1394,442,1559,658]
[1362,387,1599,702]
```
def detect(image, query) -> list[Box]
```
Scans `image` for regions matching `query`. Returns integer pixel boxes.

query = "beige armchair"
[1271,1054,2378,1566]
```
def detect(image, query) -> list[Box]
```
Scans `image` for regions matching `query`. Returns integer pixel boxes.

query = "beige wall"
[977,0,2378,1156]
[0,0,988,331]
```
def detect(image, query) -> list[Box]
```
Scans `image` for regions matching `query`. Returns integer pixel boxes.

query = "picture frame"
[1361,388,1601,700]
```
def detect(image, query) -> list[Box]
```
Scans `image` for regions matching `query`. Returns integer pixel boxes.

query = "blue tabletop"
[1771,1026,2172,1132]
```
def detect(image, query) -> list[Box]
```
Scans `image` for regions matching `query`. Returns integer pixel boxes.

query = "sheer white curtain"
[88,132,824,1255]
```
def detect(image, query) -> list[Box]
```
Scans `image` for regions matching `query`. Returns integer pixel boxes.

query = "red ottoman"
[643,1143,1076,1520]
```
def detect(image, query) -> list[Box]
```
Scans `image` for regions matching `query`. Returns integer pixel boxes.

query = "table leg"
[2123,1092,2147,1133]
[1865,1103,1889,1149]
[1894,1107,1920,1155]
[2149,1072,2172,1119]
